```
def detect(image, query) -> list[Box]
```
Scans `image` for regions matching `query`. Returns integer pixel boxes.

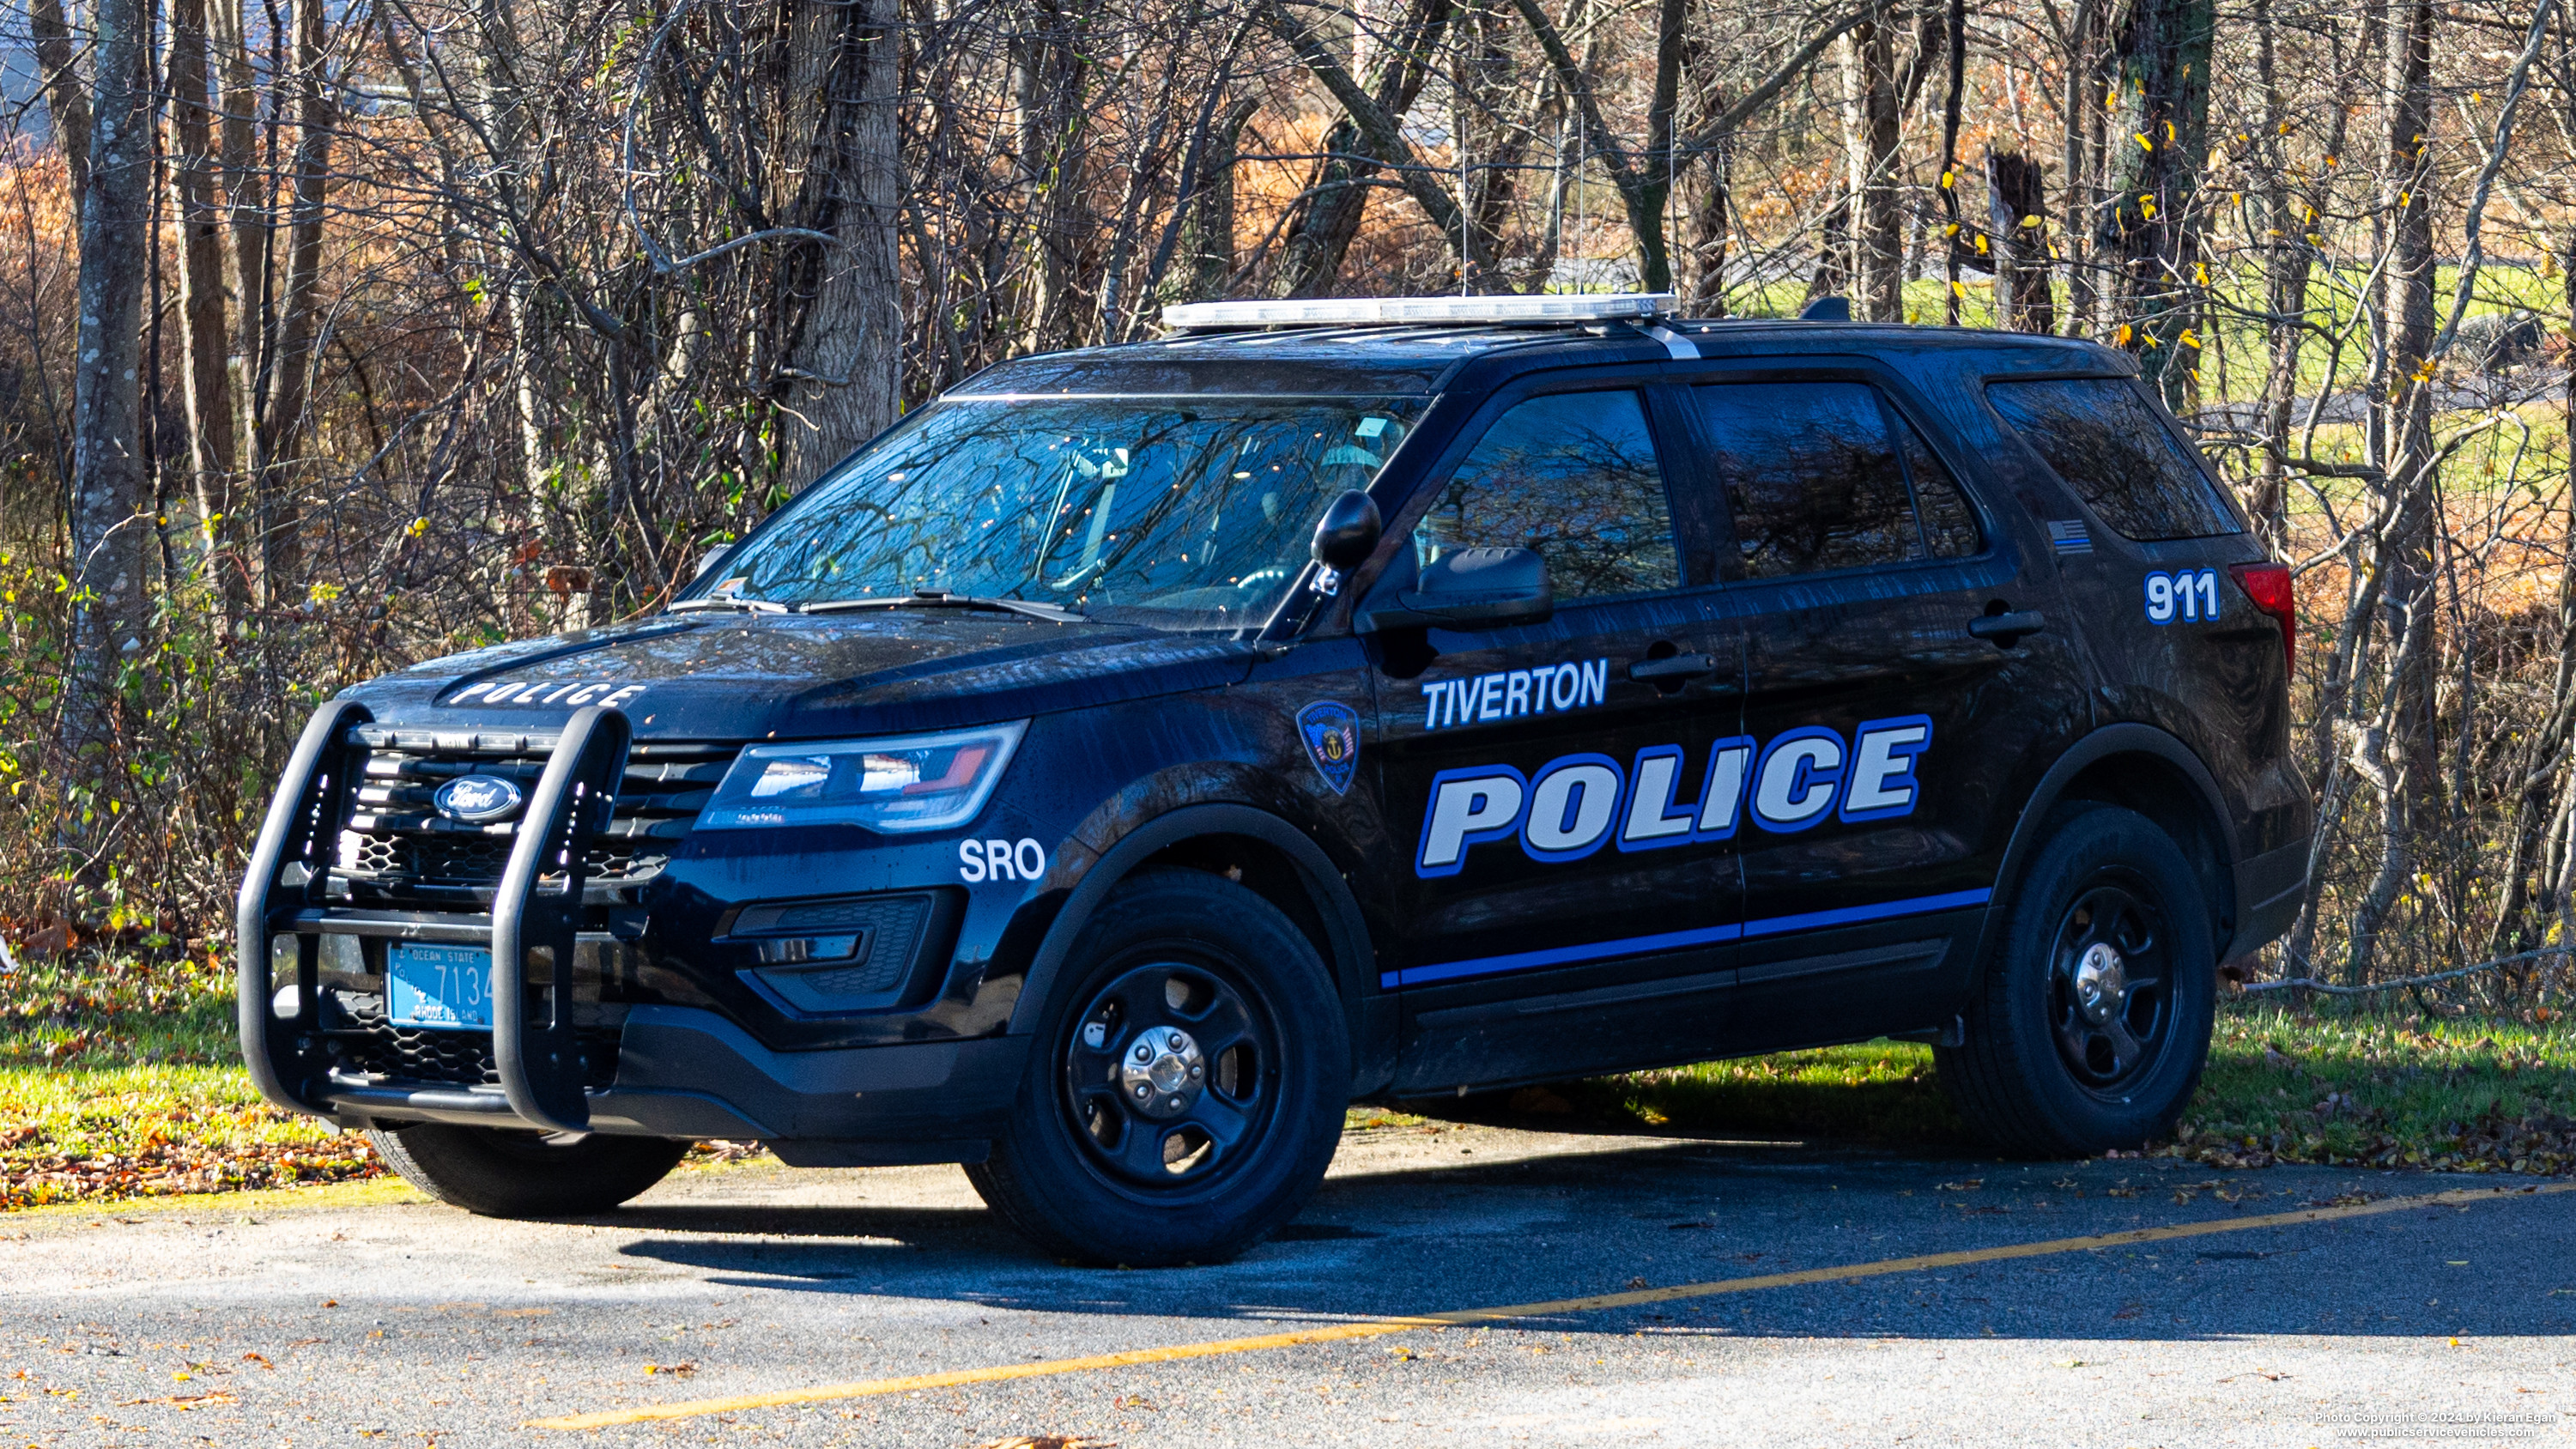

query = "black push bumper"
[236,700,1021,1152]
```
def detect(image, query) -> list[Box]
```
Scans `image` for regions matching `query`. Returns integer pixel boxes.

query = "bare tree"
[63,0,155,834]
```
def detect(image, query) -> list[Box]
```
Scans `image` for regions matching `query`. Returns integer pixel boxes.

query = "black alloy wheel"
[1062,961,1280,1192]
[2046,882,2173,1092]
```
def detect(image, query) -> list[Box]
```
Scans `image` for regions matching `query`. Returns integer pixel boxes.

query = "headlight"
[697,721,1027,834]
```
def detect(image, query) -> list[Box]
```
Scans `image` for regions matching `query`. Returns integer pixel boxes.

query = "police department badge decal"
[1297,701,1361,795]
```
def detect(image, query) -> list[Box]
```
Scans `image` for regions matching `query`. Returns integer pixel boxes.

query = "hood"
[343,611,1260,740]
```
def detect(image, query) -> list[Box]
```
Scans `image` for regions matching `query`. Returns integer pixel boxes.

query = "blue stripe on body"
[1379,886,1994,991]
[1737,887,1993,938]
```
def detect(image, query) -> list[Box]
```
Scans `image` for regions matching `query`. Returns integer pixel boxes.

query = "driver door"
[1369,385,1748,1092]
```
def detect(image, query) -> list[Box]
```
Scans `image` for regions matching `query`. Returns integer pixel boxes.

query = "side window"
[1414,390,1679,599]
[1696,381,1973,579]
[1985,378,2241,540]
[1894,414,1982,558]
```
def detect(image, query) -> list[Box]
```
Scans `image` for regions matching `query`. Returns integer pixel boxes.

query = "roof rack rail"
[1161,293,1676,330]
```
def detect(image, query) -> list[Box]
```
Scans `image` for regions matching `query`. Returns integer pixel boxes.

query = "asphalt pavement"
[3,1117,2573,1447]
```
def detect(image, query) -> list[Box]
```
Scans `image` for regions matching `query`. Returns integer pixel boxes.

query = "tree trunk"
[470,0,551,504]
[2099,0,2215,404]
[64,0,156,839]
[778,0,906,488]
[2246,0,2298,534]
[1840,9,1902,322]
[1161,98,1258,306]
[167,0,248,622]
[253,0,334,603]
[31,0,94,204]
[1985,151,2056,331]
[1937,0,1966,324]
[1682,141,1732,314]
[210,0,268,544]
[1270,0,1455,298]
[2058,0,2096,336]
[1806,198,1852,306]
[1012,1,1084,347]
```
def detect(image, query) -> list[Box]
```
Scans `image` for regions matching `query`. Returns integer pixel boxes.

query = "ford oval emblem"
[433,775,524,823]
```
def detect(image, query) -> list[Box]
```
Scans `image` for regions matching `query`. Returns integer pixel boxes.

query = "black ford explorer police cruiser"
[238,293,2310,1265]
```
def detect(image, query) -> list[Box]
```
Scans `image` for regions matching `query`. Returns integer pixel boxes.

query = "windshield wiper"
[804,591,1085,623]
[667,596,791,615]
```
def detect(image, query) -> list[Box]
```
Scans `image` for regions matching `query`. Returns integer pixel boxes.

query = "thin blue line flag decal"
[1298,700,1361,796]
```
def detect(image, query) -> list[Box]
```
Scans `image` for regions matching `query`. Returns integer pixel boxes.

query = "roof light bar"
[1161,293,1676,330]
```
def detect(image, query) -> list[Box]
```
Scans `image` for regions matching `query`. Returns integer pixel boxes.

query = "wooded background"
[0,0,2568,1009]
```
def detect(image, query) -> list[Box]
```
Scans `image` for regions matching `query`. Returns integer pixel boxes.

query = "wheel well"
[1139,834,1343,992]
[2052,755,2235,938]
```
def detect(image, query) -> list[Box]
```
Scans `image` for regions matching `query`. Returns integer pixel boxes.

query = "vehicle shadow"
[597,1130,2576,1341]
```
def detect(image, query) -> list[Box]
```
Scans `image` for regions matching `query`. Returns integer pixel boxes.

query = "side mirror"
[1360,546,1554,633]
[1309,491,1382,573]
[692,543,736,582]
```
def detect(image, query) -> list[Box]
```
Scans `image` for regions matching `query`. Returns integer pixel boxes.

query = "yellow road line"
[531,1179,2574,1432]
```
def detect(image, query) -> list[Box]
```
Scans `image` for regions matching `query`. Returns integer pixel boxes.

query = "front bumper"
[238,700,1023,1151]
[325,1007,1025,1152]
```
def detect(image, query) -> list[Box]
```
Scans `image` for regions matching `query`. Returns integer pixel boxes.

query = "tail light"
[2231,562,2296,676]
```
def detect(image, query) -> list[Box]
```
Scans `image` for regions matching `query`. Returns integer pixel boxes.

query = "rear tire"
[966,869,1349,1266]
[365,1123,688,1217]
[1936,803,2215,1156]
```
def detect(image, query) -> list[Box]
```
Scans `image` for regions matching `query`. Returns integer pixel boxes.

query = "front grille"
[332,727,736,903]
[329,993,622,1091]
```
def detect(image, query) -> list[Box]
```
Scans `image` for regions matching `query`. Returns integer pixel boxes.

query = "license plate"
[388,943,494,1029]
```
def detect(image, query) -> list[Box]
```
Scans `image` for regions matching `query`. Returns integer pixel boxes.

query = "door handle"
[1967,609,2046,643]
[1627,652,1729,682]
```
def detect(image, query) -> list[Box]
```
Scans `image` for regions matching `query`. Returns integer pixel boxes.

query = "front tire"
[365,1123,688,1217]
[966,869,1349,1266]
[1937,803,2216,1155]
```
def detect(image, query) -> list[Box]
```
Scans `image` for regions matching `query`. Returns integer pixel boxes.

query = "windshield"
[706,397,1424,630]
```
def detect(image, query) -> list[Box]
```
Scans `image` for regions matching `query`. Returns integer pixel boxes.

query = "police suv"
[239,294,2309,1265]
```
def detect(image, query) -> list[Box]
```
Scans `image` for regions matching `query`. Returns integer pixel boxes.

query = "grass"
[9,943,2576,1210]
[1,941,237,1069]
[1533,1005,2576,1177]
[0,943,380,1209]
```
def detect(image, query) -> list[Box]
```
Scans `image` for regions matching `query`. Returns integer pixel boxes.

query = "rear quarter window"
[1985,378,2241,541]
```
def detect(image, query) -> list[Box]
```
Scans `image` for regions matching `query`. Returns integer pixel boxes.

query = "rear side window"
[1693,381,1983,579]
[1985,379,2240,540]
[1899,418,1982,558]
[1415,390,1679,599]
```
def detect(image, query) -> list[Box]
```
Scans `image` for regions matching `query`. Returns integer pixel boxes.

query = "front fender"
[1004,799,1379,1086]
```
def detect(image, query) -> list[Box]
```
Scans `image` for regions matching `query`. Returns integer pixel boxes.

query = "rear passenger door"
[1371,384,1747,1091]
[1694,373,2089,1047]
